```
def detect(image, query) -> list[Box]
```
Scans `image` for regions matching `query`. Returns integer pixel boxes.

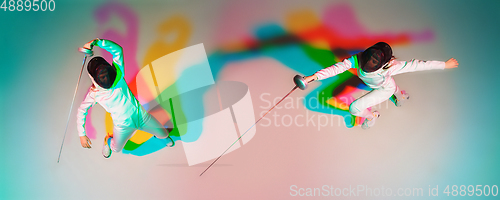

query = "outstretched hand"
[304,75,318,83]
[83,38,100,50]
[80,136,92,148]
[83,41,94,50]
[445,58,459,69]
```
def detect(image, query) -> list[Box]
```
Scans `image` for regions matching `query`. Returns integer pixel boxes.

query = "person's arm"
[76,91,97,148]
[388,58,458,76]
[304,55,358,83]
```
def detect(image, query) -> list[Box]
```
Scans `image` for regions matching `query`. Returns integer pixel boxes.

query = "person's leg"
[349,86,395,128]
[140,113,169,138]
[391,86,410,107]
[350,77,399,117]
[139,112,175,147]
[109,125,136,153]
[102,135,112,158]
[349,89,394,117]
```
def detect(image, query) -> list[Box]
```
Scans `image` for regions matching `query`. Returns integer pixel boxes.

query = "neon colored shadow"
[208,2,434,127]
[89,2,256,162]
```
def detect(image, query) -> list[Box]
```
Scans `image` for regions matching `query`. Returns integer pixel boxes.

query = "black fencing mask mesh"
[361,42,393,72]
[87,56,116,89]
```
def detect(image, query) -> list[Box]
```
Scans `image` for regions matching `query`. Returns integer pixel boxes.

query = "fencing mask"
[361,42,393,72]
[87,56,116,89]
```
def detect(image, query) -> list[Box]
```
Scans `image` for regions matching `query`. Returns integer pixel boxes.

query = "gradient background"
[1,0,500,199]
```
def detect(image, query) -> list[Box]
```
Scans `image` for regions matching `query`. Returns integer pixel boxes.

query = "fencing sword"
[200,75,313,176]
[57,47,93,163]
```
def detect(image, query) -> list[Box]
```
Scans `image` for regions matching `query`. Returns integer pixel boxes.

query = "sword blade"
[57,55,88,163]
[200,85,299,176]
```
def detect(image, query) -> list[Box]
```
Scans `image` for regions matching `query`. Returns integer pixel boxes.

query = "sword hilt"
[293,75,310,90]
[78,47,94,57]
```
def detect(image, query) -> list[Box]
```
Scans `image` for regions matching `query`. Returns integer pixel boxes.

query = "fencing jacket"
[76,39,146,137]
[314,54,445,89]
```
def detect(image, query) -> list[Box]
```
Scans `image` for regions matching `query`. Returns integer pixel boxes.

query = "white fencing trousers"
[110,113,169,153]
[349,77,401,119]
